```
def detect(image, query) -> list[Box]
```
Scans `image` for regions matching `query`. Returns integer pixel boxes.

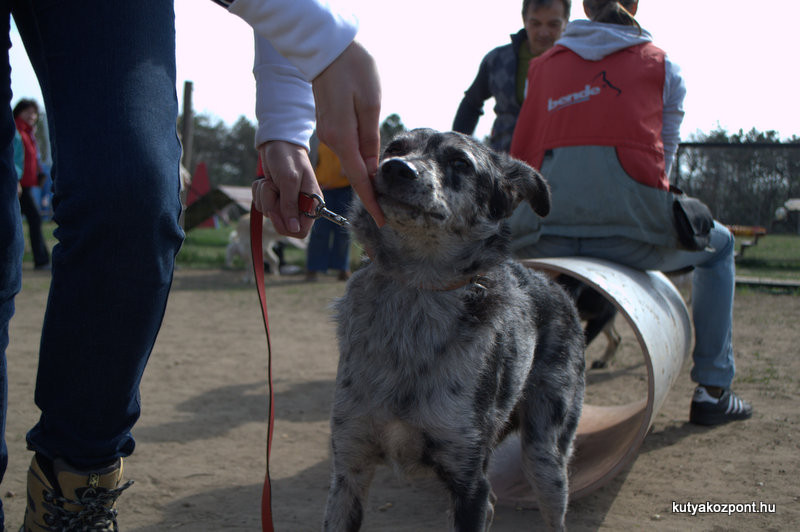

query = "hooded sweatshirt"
[508,20,687,250]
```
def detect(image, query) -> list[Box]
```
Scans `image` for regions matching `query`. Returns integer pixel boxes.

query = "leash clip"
[300,192,350,227]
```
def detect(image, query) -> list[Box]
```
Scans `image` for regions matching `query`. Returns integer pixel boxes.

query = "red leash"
[251,195,321,532]
[249,204,275,532]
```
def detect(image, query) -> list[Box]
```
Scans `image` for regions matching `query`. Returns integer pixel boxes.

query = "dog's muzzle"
[375,157,445,221]
[380,158,418,182]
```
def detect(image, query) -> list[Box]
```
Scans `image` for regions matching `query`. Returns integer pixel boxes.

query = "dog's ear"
[491,154,550,219]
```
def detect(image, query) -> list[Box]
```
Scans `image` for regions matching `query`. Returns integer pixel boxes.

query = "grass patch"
[734,234,800,281]
[22,222,800,282]
[176,226,230,268]
[177,224,363,272]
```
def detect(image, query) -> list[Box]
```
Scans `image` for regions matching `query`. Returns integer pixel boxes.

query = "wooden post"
[181,81,194,169]
[179,81,194,230]
[674,145,682,188]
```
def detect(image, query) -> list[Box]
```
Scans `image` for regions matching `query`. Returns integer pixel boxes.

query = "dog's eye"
[383,139,409,158]
[449,157,472,172]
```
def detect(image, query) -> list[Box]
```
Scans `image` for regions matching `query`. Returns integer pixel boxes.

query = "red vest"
[15,117,40,188]
[510,42,668,190]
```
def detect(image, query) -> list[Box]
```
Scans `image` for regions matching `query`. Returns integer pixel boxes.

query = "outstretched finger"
[354,73,384,226]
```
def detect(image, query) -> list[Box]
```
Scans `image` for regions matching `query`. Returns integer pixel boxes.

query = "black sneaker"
[689,386,753,426]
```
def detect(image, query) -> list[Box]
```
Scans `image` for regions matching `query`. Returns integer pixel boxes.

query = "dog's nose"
[381,158,418,181]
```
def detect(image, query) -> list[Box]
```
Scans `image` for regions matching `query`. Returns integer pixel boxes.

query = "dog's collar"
[425,274,489,292]
[363,246,488,292]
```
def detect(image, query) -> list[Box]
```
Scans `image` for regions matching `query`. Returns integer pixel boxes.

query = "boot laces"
[41,480,133,531]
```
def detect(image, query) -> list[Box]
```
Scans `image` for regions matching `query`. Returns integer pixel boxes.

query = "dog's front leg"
[323,469,374,532]
[448,471,494,532]
[322,428,378,532]
[519,364,583,531]
[432,445,494,532]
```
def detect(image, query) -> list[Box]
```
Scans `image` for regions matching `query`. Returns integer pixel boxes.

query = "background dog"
[557,268,694,370]
[225,213,307,282]
[556,275,621,369]
[325,129,585,531]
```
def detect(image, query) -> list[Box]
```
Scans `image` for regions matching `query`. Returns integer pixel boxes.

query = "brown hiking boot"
[20,454,132,531]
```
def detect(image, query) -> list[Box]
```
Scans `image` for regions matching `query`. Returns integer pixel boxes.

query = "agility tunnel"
[489,257,692,504]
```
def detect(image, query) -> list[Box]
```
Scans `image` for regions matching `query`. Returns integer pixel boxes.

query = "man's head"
[522,0,570,56]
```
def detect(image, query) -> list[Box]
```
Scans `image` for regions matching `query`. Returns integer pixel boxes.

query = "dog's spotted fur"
[324,129,585,531]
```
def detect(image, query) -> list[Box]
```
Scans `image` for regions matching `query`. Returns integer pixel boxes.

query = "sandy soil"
[4,266,799,531]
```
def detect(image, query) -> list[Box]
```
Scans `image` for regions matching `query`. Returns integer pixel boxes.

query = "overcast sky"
[9,0,800,142]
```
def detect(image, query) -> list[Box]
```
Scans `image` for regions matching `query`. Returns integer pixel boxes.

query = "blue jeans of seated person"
[0,1,183,526]
[306,187,353,273]
[514,221,736,389]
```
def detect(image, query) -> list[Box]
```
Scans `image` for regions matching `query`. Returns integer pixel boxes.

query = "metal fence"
[672,142,800,232]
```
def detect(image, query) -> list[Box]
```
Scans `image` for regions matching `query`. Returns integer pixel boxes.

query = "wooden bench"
[727,225,767,258]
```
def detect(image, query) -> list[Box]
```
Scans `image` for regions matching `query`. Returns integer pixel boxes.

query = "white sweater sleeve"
[226,0,359,150]
[662,56,686,176]
[251,35,316,149]
[228,0,358,81]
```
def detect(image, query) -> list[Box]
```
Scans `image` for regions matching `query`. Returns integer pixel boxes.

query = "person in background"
[2,1,382,530]
[13,128,23,191]
[306,141,352,281]
[509,0,751,426]
[452,0,570,152]
[13,98,49,270]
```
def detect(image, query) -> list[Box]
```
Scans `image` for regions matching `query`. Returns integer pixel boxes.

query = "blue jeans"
[306,187,353,272]
[514,222,737,389]
[1,1,183,524]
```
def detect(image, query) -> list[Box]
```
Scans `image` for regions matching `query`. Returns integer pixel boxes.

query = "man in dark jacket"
[452,0,570,152]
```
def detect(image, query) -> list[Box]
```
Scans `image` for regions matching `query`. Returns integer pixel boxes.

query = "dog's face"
[350,129,550,273]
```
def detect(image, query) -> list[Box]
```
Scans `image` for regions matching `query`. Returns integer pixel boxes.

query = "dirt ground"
[4,266,799,531]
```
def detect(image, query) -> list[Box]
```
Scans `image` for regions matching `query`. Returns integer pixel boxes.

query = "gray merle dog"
[324,129,585,531]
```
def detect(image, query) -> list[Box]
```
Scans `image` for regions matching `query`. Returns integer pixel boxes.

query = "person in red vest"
[13,99,49,269]
[510,0,751,426]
